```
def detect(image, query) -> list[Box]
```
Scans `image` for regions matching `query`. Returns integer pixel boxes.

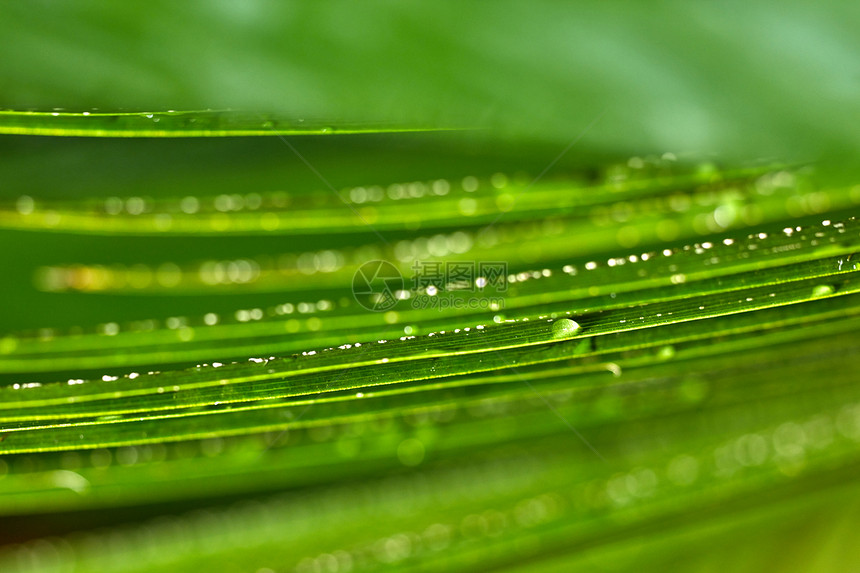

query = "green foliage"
[1,4,860,572]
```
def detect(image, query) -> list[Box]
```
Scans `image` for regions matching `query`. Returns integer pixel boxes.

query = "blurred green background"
[2,1,860,162]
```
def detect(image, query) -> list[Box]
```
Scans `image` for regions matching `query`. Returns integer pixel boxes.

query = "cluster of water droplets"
[5,215,853,359]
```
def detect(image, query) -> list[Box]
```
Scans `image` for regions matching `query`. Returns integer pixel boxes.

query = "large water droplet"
[812,284,834,297]
[551,318,581,339]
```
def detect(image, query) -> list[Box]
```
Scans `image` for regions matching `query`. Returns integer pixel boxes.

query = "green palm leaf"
[1,4,859,572]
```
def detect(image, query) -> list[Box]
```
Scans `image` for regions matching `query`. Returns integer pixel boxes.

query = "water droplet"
[461,176,479,192]
[604,363,622,377]
[551,318,581,339]
[16,195,34,215]
[657,345,675,360]
[0,336,18,354]
[50,469,90,493]
[812,284,834,297]
[458,198,477,215]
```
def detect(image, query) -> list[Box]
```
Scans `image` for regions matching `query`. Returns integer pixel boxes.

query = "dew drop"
[461,176,479,192]
[603,363,621,377]
[16,195,35,215]
[658,345,676,360]
[0,336,18,354]
[812,284,834,297]
[551,318,581,339]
